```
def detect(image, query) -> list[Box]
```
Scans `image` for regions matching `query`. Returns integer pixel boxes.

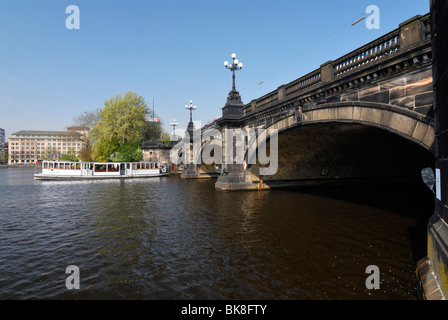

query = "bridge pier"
[181,164,200,179]
[416,0,448,300]
[181,164,219,179]
[215,164,260,191]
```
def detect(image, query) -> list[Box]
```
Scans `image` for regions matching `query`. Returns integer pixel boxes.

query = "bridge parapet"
[332,29,400,79]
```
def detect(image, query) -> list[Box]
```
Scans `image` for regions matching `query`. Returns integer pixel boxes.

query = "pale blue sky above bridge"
[0,0,430,138]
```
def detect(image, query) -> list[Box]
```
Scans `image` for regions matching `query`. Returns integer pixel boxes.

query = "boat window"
[44,162,49,169]
[126,163,130,170]
[95,164,107,172]
[76,163,81,170]
[108,164,119,172]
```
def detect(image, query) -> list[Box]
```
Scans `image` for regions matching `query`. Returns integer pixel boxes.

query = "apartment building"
[8,127,88,164]
[0,128,5,152]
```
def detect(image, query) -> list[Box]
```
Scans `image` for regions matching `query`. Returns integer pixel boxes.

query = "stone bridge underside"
[247,122,434,190]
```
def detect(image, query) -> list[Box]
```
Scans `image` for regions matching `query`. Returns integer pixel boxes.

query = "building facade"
[0,128,5,152]
[0,128,5,164]
[141,141,175,163]
[8,127,88,165]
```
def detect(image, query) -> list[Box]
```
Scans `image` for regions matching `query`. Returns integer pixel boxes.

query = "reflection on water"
[0,168,432,299]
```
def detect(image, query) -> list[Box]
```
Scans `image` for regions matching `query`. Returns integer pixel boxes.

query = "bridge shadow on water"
[276,176,434,264]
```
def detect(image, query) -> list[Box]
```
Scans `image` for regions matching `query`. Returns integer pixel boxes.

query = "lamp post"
[222,53,244,118]
[185,100,197,124]
[185,100,197,142]
[224,53,243,94]
[170,119,179,139]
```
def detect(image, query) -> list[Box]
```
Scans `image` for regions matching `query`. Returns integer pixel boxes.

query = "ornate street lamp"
[170,119,179,139]
[222,53,244,119]
[185,100,197,124]
[224,53,244,96]
[185,100,197,142]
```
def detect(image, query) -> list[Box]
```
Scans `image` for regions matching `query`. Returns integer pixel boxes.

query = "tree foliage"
[90,91,150,161]
[143,120,164,142]
[73,91,170,162]
[60,148,78,162]
[110,141,143,162]
[92,91,149,146]
[78,146,93,162]
[92,137,120,162]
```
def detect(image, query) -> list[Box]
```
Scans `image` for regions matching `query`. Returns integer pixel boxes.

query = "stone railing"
[284,69,322,98]
[333,29,400,78]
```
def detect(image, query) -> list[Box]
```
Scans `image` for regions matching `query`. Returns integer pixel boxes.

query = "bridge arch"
[241,101,435,189]
[257,101,434,153]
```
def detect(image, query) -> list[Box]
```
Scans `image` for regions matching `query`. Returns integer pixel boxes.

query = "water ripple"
[0,168,431,299]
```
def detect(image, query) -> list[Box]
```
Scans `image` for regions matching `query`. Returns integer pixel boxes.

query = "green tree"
[78,146,93,162]
[92,137,120,162]
[92,91,149,145]
[60,148,78,162]
[0,148,8,164]
[111,141,143,162]
[143,119,163,142]
[91,91,149,161]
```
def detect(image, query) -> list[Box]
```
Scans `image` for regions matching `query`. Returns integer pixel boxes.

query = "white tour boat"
[34,161,170,180]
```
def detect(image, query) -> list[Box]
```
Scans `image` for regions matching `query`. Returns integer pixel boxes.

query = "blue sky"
[0,0,430,138]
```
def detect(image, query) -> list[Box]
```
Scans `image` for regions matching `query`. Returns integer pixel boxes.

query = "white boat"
[34,161,170,180]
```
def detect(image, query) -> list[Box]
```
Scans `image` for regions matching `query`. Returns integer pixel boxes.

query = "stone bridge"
[181,13,435,191]
[178,8,448,300]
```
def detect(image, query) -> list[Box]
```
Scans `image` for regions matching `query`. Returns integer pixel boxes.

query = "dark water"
[0,167,433,300]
